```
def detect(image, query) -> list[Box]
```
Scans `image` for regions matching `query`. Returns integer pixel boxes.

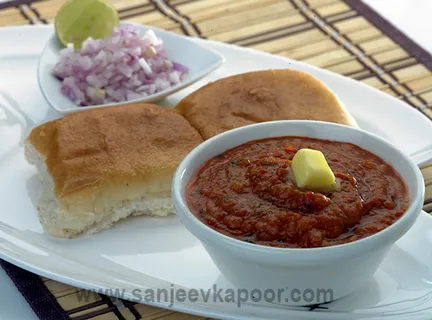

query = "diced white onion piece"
[138,58,153,75]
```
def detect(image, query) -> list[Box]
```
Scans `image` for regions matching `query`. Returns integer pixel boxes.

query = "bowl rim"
[172,120,425,256]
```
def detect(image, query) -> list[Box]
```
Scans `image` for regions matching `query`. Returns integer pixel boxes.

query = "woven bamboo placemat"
[1,0,432,319]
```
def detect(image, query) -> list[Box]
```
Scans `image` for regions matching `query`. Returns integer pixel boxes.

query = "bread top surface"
[176,69,357,139]
[26,103,203,200]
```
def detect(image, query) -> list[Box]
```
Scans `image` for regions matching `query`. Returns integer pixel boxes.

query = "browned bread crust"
[176,69,357,139]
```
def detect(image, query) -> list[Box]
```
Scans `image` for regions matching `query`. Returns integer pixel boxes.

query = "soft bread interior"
[25,141,173,238]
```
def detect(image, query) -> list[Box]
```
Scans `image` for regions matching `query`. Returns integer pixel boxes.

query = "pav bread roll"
[176,69,358,139]
[24,103,203,238]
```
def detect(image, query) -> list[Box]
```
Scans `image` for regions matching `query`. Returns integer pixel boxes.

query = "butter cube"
[291,148,335,191]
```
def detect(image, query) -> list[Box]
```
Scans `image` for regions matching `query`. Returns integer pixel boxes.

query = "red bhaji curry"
[186,137,409,248]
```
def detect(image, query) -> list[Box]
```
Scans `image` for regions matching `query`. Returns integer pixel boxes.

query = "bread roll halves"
[25,103,203,238]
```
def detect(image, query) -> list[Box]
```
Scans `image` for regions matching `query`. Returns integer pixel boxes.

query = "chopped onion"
[53,24,188,106]
[138,58,152,75]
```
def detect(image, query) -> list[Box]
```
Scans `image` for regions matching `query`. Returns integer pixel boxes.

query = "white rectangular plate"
[1,25,432,320]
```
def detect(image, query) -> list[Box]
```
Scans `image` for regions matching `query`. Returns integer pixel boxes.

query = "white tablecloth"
[364,0,432,53]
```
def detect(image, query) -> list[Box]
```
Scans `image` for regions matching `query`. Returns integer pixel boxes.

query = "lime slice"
[55,0,119,49]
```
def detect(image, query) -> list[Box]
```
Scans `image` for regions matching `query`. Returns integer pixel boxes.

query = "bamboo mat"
[1,0,432,319]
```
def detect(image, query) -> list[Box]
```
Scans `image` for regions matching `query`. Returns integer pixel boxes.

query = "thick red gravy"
[186,137,409,248]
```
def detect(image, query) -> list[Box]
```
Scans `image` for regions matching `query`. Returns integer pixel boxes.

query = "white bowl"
[172,120,425,306]
[37,22,225,114]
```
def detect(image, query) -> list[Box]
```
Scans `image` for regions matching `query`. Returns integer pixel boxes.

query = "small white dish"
[37,22,225,114]
[172,120,425,306]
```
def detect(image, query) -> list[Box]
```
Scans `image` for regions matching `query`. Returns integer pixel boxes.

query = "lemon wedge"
[55,0,119,49]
